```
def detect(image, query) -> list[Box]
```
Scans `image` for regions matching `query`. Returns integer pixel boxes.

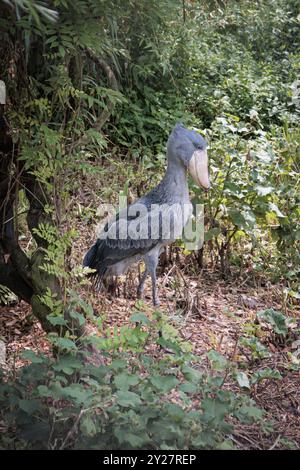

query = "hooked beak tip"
[200,183,210,192]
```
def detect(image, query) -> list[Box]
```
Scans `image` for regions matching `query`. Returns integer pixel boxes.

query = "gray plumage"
[83,123,210,305]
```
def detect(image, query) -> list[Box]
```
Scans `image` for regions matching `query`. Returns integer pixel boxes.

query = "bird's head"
[167,123,210,190]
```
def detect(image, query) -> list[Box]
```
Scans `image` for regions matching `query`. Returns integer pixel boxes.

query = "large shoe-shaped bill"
[188,149,210,189]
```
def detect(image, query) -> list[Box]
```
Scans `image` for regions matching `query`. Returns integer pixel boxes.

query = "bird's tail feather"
[83,240,107,286]
[83,242,98,269]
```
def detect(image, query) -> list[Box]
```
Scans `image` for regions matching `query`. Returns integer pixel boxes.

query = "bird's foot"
[153,298,160,307]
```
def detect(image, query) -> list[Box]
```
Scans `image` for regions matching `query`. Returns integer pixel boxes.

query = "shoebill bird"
[83,123,210,305]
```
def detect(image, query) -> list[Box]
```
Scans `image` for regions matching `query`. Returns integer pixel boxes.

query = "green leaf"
[216,440,235,450]
[251,368,282,383]
[54,337,78,351]
[130,313,151,325]
[255,185,274,196]
[115,390,142,407]
[59,384,92,404]
[114,429,149,447]
[37,385,52,398]
[179,382,198,393]
[201,398,228,423]
[111,359,127,371]
[47,315,67,326]
[224,181,244,199]
[236,372,250,389]
[236,405,264,423]
[58,45,65,57]
[268,202,285,218]
[165,403,185,421]
[156,337,181,354]
[257,309,290,336]
[114,372,140,390]
[181,365,202,383]
[204,227,221,242]
[228,208,256,230]
[207,350,228,371]
[150,375,179,393]
[21,350,44,363]
[80,416,97,437]
[53,355,83,375]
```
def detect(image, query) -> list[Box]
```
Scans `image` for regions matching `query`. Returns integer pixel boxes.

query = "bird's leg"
[137,269,148,299]
[147,254,160,306]
[150,271,160,306]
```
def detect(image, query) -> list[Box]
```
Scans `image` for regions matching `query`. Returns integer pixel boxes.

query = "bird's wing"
[97,201,161,268]
[85,200,189,275]
[103,199,187,251]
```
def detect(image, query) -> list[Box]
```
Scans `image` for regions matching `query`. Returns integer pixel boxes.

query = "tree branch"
[69,50,119,151]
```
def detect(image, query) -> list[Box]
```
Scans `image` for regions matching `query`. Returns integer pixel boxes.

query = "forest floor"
[1,163,299,450]
[1,264,299,450]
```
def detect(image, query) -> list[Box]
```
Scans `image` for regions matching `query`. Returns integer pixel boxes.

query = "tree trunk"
[0,110,84,337]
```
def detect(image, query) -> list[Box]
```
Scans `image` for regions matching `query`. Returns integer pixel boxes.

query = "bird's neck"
[162,159,189,200]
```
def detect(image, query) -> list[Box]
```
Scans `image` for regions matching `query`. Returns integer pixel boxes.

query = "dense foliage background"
[0,0,299,450]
